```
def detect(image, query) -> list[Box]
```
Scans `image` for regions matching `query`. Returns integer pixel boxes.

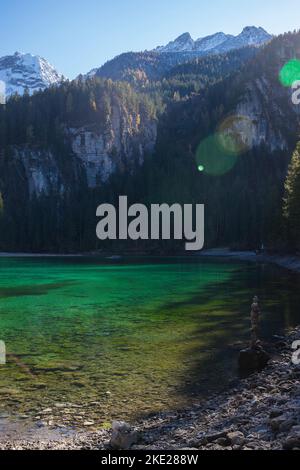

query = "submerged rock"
[238,347,270,373]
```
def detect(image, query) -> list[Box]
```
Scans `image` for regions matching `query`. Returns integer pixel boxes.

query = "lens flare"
[279,59,300,87]
[195,115,254,176]
[196,134,237,176]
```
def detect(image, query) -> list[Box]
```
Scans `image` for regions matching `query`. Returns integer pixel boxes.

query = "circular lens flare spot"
[198,165,204,172]
[279,59,300,87]
[196,135,237,176]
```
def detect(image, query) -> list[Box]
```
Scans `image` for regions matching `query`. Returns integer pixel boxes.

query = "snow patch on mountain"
[156,33,195,53]
[194,32,233,52]
[216,27,272,53]
[155,26,272,54]
[0,52,63,98]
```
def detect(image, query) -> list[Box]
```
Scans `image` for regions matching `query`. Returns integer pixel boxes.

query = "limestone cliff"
[68,102,157,188]
[1,103,157,197]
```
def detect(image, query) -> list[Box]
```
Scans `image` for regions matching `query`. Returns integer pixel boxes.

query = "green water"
[0,256,299,428]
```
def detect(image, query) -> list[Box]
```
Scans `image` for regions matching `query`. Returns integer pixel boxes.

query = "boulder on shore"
[110,421,138,450]
[238,347,270,373]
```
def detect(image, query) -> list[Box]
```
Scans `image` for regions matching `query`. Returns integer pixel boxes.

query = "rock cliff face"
[11,148,64,197]
[0,146,80,204]
[233,79,300,152]
[68,103,157,188]
[1,104,157,197]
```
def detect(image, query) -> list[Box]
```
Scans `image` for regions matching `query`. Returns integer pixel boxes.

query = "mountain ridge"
[154,26,272,54]
[87,26,273,82]
[0,26,273,96]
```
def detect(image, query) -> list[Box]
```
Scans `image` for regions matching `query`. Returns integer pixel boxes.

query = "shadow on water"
[0,281,76,299]
[132,262,300,438]
[150,260,300,412]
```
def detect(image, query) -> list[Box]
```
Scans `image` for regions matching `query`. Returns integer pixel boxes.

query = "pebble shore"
[0,327,299,450]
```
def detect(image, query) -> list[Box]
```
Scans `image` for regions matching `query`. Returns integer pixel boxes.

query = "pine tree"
[66,92,74,115]
[0,192,3,214]
[283,142,300,248]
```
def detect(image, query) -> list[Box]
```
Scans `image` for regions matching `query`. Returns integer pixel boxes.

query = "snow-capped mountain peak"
[156,33,194,53]
[194,32,233,52]
[154,26,272,54]
[0,52,63,98]
[238,26,271,45]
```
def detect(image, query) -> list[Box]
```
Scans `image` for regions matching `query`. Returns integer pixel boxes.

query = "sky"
[0,0,299,79]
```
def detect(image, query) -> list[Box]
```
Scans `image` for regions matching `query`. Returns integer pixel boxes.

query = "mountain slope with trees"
[0,31,300,252]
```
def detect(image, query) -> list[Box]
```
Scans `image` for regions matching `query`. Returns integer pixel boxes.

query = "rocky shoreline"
[135,327,300,451]
[0,327,299,450]
[200,248,300,274]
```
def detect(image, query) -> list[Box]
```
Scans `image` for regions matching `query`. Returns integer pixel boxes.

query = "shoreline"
[199,248,300,273]
[0,252,84,258]
[135,326,300,451]
[0,327,299,450]
[1,249,300,275]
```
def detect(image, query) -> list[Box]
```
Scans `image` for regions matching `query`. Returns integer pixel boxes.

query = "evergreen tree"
[283,142,300,248]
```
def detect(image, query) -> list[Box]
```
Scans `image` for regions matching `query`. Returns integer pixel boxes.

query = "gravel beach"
[0,327,299,450]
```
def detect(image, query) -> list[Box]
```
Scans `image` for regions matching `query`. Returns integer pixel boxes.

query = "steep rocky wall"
[12,148,64,197]
[234,78,300,152]
[68,103,157,188]
[1,105,157,198]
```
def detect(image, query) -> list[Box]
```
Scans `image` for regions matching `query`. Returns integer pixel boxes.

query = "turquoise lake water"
[0,256,299,427]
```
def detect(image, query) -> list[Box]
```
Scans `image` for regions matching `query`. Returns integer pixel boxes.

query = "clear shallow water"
[0,256,300,428]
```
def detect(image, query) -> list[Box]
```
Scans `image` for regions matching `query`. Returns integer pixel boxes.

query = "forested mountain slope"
[0,32,300,252]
